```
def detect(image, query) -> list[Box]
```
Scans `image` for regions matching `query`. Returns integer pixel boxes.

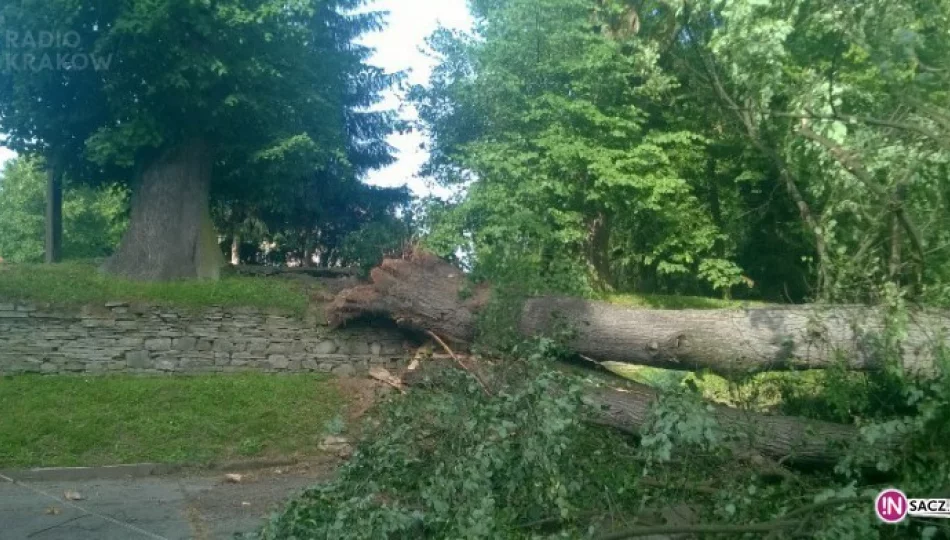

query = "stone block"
[144,338,172,351]
[86,362,108,374]
[180,357,214,370]
[173,337,197,351]
[266,342,291,355]
[125,350,151,369]
[213,339,235,352]
[118,337,145,348]
[156,360,178,371]
[348,341,370,355]
[333,363,356,376]
[246,338,268,353]
[214,352,232,366]
[269,355,290,370]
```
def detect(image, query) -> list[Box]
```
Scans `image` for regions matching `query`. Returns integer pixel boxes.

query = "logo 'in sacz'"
[876,489,909,523]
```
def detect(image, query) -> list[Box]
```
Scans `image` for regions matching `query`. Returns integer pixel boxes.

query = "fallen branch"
[425,330,492,396]
[368,367,407,394]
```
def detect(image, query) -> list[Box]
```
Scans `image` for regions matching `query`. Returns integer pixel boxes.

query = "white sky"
[360,0,473,198]
[0,0,474,197]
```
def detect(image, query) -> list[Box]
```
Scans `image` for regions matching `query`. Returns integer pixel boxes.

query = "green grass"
[604,292,766,309]
[0,260,312,313]
[0,374,343,468]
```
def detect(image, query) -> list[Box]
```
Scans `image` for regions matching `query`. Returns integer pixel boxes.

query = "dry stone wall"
[0,301,410,376]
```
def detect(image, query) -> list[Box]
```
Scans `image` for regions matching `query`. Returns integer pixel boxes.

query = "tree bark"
[402,360,864,465]
[330,250,946,377]
[519,297,945,377]
[588,212,613,290]
[586,383,858,465]
[44,162,62,264]
[102,139,225,281]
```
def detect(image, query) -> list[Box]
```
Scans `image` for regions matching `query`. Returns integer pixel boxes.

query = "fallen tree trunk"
[586,384,857,465]
[340,251,913,464]
[330,251,946,377]
[400,361,863,465]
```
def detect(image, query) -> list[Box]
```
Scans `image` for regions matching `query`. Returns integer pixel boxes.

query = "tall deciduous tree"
[0,0,395,280]
[416,0,950,303]
[415,0,746,296]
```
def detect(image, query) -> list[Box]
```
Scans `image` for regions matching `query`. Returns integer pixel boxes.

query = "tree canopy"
[0,0,398,279]
[415,0,950,304]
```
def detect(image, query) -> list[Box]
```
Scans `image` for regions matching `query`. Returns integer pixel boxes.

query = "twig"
[579,354,604,366]
[368,367,407,394]
[425,330,492,396]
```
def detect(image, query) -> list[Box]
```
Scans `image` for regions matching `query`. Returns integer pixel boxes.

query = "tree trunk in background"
[44,162,62,264]
[102,139,224,281]
[231,235,241,266]
[330,250,946,377]
[588,212,613,290]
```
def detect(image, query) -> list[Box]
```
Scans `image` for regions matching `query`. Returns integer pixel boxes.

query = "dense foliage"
[0,157,126,263]
[416,0,950,303]
[0,0,386,177]
[257,335,950,539]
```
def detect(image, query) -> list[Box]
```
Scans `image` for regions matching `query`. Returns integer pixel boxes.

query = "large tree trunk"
[330,250,946,377]
[102,139,224,281]
[346,251,914,464]
[44,161,62,264]
[586,384,859,465]
[402,361,864,465]
[519,298,945,377]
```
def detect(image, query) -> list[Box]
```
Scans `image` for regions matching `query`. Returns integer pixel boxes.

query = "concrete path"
[0,464,330,540]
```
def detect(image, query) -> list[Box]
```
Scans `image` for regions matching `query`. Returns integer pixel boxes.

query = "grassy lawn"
[0,374,343,468]
[0,261,311,313]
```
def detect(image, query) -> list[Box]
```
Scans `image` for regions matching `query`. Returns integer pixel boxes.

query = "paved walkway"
[0,466,327,540]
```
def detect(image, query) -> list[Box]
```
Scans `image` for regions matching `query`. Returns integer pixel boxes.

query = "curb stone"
[0,457,300,482]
